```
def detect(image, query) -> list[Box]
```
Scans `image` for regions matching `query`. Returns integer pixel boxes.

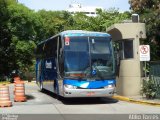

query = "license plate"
[87,92,95,96]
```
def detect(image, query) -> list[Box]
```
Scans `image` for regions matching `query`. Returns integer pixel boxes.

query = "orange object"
[69,73,85,77]
[0,85,12,107]
[13,80,23,94]
[14,81,26,102]
[14,76,21,83]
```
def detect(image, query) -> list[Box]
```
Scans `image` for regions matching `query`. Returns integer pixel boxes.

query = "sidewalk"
[8,81,160,106]
[112,95,160,106]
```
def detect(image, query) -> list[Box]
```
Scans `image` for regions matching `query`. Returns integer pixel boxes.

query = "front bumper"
[63,86,115,97]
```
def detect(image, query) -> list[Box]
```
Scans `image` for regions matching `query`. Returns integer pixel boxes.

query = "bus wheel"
[40,82,44,92]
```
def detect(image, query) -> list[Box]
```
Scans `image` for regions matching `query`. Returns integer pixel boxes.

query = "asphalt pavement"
[0,82,160,120]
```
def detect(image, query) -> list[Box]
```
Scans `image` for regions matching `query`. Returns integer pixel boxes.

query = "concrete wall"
[117,60,141,96]
[107,23,146,40]
[107,23,146,96]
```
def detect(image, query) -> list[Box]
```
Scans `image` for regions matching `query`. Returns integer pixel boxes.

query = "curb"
[112,95,160,107]
[24,82,36,86]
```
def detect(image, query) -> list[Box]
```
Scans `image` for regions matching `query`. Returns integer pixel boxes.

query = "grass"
[0,81,10,85]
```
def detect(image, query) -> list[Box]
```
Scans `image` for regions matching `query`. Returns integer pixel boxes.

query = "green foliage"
[0,0,41,78]
[141,79,157,99]
[37,10,74,38]
[8,3,45,42]
[129,0,160,60]
[0,0,13,76]
[0,0,130,79]
[70,9,130,32]
[0,81,10,85]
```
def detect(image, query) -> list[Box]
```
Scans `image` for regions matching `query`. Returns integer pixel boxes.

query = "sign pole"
[139,45,150,79]
[145,61,147,78]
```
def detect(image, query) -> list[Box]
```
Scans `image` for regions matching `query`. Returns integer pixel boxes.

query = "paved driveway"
[0,82,160,120]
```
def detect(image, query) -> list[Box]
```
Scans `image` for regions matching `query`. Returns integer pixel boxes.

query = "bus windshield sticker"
[65,37,70,46]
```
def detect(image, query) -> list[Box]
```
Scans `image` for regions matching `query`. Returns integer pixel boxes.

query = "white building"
[67,3,103,17]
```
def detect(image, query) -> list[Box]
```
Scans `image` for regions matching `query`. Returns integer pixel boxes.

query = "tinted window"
[44,37,58,58]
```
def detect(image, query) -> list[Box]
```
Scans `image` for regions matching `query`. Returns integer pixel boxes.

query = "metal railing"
[149,61,160,98]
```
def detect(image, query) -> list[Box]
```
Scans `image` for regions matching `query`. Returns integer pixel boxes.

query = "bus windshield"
[64,36,115,80]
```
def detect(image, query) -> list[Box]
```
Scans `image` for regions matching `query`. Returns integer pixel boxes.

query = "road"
[0,82,160,120]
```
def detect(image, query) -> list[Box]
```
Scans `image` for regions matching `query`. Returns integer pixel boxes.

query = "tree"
[70,9,130,32]
[129,0,160,60]
[37,10,74,38]
[7,2,45,75]
[0,0,43,78]
[0,0,131,80]
[0,0,14,78]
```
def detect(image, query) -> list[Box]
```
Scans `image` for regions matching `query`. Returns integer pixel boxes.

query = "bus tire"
[40,82,44,92]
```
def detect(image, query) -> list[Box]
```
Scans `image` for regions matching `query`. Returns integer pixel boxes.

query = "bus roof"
[60,30,111,37]
[38,30,111,46]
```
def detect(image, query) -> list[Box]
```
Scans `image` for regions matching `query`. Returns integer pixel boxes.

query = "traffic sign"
[139,45,150,61]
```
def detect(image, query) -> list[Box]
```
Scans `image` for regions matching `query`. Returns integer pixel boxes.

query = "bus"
[35,30,116,97]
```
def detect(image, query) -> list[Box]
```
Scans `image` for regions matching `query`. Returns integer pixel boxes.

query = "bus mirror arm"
[114,52,120,76]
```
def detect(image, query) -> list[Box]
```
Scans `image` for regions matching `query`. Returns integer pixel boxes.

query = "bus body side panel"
[36,30,115,97]
[42,58,57,92]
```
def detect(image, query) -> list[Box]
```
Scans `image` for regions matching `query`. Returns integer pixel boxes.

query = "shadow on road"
[41,89,119,105]
[26,94,35,100]
[41,89,59,99]
[61,97,118,105]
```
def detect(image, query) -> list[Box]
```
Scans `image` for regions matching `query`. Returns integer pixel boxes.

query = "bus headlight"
[64,84,77,89]
[104,84,115,89]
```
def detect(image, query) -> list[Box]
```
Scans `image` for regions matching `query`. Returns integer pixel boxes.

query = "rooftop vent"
[132,14,139,23]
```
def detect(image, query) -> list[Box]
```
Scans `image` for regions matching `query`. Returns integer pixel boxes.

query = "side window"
[51,37,58,57]
[45,41,50,58]
[115,39,134,60]
[44,38,58,58]
[123,40,133,59]
[36,43,45,59]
